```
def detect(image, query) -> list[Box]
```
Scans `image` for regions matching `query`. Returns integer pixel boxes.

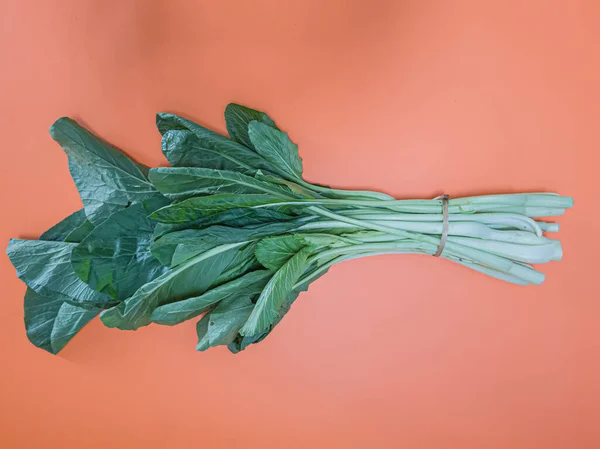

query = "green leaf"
[71,196,170,300]
[160,129,270,175]
[152,270,270,326]
[39,209,89,242]
[240,246,311,336]
[157,113,303,181]
[224,103,278,149]
[248,121,303,180]
[7,239,115,309]
[15,209,102,354]
[150,194,286,224]
[100,242,246,330]
[156,113,283,173]
[148,167,294,201]
[50,117,157,223]
[23,287,100,354]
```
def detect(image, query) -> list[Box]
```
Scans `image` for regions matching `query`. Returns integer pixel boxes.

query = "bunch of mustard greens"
[6,104,573,354]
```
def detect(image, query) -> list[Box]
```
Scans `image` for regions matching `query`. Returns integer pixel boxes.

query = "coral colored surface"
[1,1,598,447]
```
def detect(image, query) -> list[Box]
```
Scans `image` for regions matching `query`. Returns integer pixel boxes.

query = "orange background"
[1,1,598,447]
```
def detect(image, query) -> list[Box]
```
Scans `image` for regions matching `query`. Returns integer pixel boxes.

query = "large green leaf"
[157,113,305,181]
[161,129,265,174]
[23,287,100,354]
[100,242,246,330]
[150,194,287,224]
[239,246,311,336]
[148,167,295,201]
[248,121,303,180]
[7,239,115,309]
[50,118,157,223]
[151,270,270,326]
[224,103,277,150]
[71,196,170,300]
[17,210,102,354]
[156,113,282,173]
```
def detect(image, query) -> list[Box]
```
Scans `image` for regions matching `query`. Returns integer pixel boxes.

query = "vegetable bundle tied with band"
[6,104,573,354]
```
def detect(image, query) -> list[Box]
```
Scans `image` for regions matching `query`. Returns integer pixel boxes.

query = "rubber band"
[433,194,449,257]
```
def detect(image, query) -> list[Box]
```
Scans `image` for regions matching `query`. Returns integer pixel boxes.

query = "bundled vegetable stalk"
[6,104,573,354]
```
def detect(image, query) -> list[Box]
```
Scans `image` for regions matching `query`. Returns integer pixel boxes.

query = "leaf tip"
[49,117,76,140]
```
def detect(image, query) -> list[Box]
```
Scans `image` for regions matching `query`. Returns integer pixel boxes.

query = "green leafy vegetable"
[7,105,574,355]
